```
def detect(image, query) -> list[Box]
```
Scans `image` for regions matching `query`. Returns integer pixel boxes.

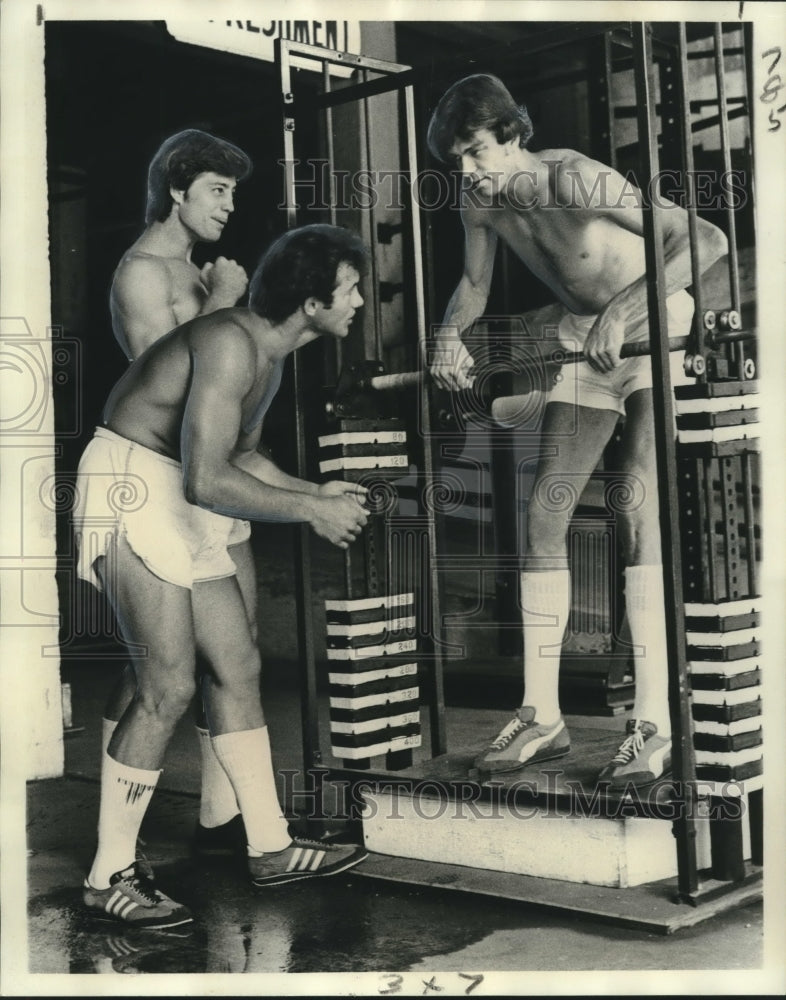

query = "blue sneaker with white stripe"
[249,838,368,887]
[82,860,193,929]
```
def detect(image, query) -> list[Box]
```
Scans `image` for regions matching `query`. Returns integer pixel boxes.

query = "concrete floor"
[21,654,769,993]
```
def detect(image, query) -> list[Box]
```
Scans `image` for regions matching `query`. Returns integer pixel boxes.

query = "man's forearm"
[186,457,318,523]
[231,449,318,496]
[607,222,727,338]
[440,276,489,339]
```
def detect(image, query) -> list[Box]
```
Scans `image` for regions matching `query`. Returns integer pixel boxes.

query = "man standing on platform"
[427,74,727,788]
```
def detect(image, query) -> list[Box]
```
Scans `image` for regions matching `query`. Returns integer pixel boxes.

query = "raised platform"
[352,723,753,891]
[355,853,763,934]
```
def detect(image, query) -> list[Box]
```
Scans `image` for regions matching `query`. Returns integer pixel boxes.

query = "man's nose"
[224,192,235,213]
[353,289,364,307]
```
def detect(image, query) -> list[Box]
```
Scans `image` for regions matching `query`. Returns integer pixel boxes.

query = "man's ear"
[170,186,186,206]
[303,297,321,317]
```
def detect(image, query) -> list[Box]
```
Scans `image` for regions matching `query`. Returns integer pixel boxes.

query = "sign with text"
[167,19,361,76]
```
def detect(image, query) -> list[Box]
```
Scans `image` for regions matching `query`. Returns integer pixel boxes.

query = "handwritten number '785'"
[761,47,786,131]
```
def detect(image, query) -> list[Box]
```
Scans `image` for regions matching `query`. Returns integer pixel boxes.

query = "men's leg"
[476,401,619,773]
[84,534,196,927]
[191,574,288,853]
[600,388,672,787]
[191,576,366,885]
[193,536,256,846]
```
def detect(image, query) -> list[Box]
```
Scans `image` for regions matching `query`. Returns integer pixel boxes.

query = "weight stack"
[675,380,762,783]
[319,417,421,768]
[325,594,421,763]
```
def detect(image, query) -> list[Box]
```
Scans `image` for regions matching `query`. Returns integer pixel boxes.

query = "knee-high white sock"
[521,570,570,726]
[101,717,118,761]
[88,756,161,889]
[196,726,240,828]
[211,727,290,855]
[625,564,671,735]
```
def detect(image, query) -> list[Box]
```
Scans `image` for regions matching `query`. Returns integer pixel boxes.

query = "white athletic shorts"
[549,289,695,415]
[73,427,239,591]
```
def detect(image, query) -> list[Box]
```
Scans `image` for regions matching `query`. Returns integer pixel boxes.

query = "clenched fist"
[200,257,248,308]
[308,490,369,549]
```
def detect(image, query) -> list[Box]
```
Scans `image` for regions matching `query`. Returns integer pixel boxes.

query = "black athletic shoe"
[193,813,247,857]
[82,861,193,929]
[249,838,368,887]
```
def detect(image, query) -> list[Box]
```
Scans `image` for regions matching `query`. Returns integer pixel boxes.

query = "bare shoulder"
[189,310,259,379]
[111,252,172,299]
[538,148,620,206]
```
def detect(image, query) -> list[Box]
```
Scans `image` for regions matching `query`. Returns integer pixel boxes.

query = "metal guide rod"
[676,23,708,367]
[360,68,383,360]
[712,23,746,379]
[356,327,751,392]
[278,38,323,779]
[713,23,742,315]
[405,81,447,758]
[632,22,699,899]
[320,59,354,600]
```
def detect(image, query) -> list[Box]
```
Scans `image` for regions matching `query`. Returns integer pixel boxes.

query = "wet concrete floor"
[22,654,767,986]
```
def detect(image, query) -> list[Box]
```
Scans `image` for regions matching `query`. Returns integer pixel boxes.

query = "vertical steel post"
[277,40,324,788]
[404,83,447,757]
[712,23,745,378]
[321,60,355,600]
[632,23,699,899]
[359,69,383,361]
[676,23,708,368]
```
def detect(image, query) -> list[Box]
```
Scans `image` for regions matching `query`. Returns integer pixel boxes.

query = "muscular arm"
[230,428,318,497]
[110,258,180,360]
[430,209,498,390]
[566,155,728,368]
[111,255,248,361]
[180,327,366,546]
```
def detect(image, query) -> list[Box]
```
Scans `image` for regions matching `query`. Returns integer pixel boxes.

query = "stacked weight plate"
[319,417,421,764]
[676,380,762,782]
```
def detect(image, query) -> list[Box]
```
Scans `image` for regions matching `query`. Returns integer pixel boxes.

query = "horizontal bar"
[614,96,746,117]
[688,47,744,60]
[278,38,410,74]
[302,22,635,112]
[362,329,755,391]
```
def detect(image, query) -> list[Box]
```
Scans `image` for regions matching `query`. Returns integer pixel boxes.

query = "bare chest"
[164,260,207,325]
[488,210,645,310]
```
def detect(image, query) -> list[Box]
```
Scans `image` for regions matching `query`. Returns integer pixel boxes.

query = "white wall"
[0,2,65,780]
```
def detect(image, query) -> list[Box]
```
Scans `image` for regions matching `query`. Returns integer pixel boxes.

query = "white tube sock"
[625,564,671,735]
[211,727,291,855]
[196,726,240,828]
[88,756,161,889]
[101,717,118,761]
[520,569,570,726]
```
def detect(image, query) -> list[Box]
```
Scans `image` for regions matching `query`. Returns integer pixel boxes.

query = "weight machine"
[275,21,762,928]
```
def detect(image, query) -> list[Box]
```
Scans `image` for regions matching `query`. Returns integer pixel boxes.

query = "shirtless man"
[103,130,254,857]
[74,224,370,927]
[427,75,727,788]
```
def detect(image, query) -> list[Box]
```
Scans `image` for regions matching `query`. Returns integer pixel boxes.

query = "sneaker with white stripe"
[248,837,368,887]
[598,719,672,789]
[82,860,193,929]
[474,706,571,775]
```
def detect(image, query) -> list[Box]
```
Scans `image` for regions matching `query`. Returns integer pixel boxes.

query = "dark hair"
[145,129,252,224]
[427,74,534,164]
[249,225,369,324]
